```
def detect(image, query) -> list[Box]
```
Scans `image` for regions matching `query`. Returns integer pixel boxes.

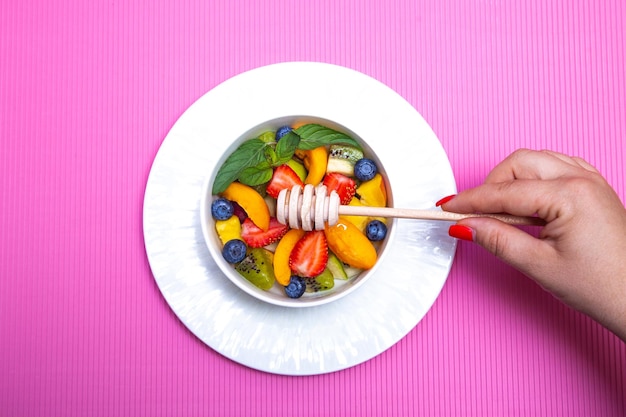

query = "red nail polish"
[449,224,474,241]
[436,194,456,207]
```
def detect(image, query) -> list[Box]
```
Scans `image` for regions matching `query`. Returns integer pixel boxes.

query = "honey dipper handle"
[337,205,546,226]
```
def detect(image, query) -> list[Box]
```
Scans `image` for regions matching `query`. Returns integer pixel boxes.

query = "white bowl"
[145,62,457,374]
[200,115,393,307]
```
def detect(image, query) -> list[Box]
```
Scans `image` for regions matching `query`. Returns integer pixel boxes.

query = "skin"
[440,149,626,341]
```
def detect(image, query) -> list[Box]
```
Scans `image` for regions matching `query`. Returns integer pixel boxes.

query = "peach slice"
[295,146,328,186]
[221,182,270,231]
[273,228,306,286]
[324,217,377,270]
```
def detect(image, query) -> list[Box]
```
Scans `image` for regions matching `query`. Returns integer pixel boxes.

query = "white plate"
[143,62,457,375]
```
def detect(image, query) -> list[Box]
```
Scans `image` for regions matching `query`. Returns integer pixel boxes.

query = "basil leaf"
[295,124,361,150]
[238,165,273,186]
[274,131,300,165]
[212,139,266,194]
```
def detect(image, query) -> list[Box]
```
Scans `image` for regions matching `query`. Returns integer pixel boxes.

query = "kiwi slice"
[235,248,276,290]
[326,252,348,280]
[326,145,364,176]
[305,268,335,292]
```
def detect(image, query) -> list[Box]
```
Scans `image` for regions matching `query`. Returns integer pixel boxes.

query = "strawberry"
[322,172,356,205]
[289,230,328,277]
[266,164,304,198]
[241,217,289,248]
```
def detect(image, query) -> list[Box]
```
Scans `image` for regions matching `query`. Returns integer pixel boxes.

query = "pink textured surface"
[1,0,625,416]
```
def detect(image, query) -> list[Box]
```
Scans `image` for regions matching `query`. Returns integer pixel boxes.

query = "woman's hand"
[439,149,626,341]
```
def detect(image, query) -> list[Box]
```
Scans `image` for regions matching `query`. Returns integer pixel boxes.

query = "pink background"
[1,0,625,416]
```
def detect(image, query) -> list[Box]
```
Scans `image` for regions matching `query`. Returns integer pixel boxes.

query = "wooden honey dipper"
[276,184,546,231]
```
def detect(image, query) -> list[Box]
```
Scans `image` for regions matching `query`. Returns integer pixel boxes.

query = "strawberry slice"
[241,217,289,248]
[322,172,356,205]
[289,230,328,277]
[266,165,304,199]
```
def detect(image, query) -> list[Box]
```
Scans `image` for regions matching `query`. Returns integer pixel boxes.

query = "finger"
[571,156,600,173]
[541,150,591,168]
[441,179,565,220]
[539,151,601,174]
[485,149,588,183]
[456,217,558,281]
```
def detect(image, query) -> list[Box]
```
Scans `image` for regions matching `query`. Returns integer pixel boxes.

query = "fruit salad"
[210,123,388,299]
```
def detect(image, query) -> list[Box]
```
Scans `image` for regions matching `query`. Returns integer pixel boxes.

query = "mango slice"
[356,173,387,207]
[342,198,369,232]
[215,216,242,245]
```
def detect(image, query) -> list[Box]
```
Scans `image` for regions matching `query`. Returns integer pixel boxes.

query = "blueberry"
[365,220,387,241]
[275,125,293,141]
[354,158,378,182]
[211,198,234,220]
[222,239,247,263]
[284,276,306,298]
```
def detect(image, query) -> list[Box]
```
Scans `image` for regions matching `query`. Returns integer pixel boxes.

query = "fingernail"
[435,194,456,207]
[449,224,475,241]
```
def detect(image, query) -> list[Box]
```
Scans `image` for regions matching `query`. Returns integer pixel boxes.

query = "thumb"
[450,218,553,279]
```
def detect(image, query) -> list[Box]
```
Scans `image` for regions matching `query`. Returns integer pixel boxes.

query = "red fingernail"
[435,194,456,207]
[449,225,474,241]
